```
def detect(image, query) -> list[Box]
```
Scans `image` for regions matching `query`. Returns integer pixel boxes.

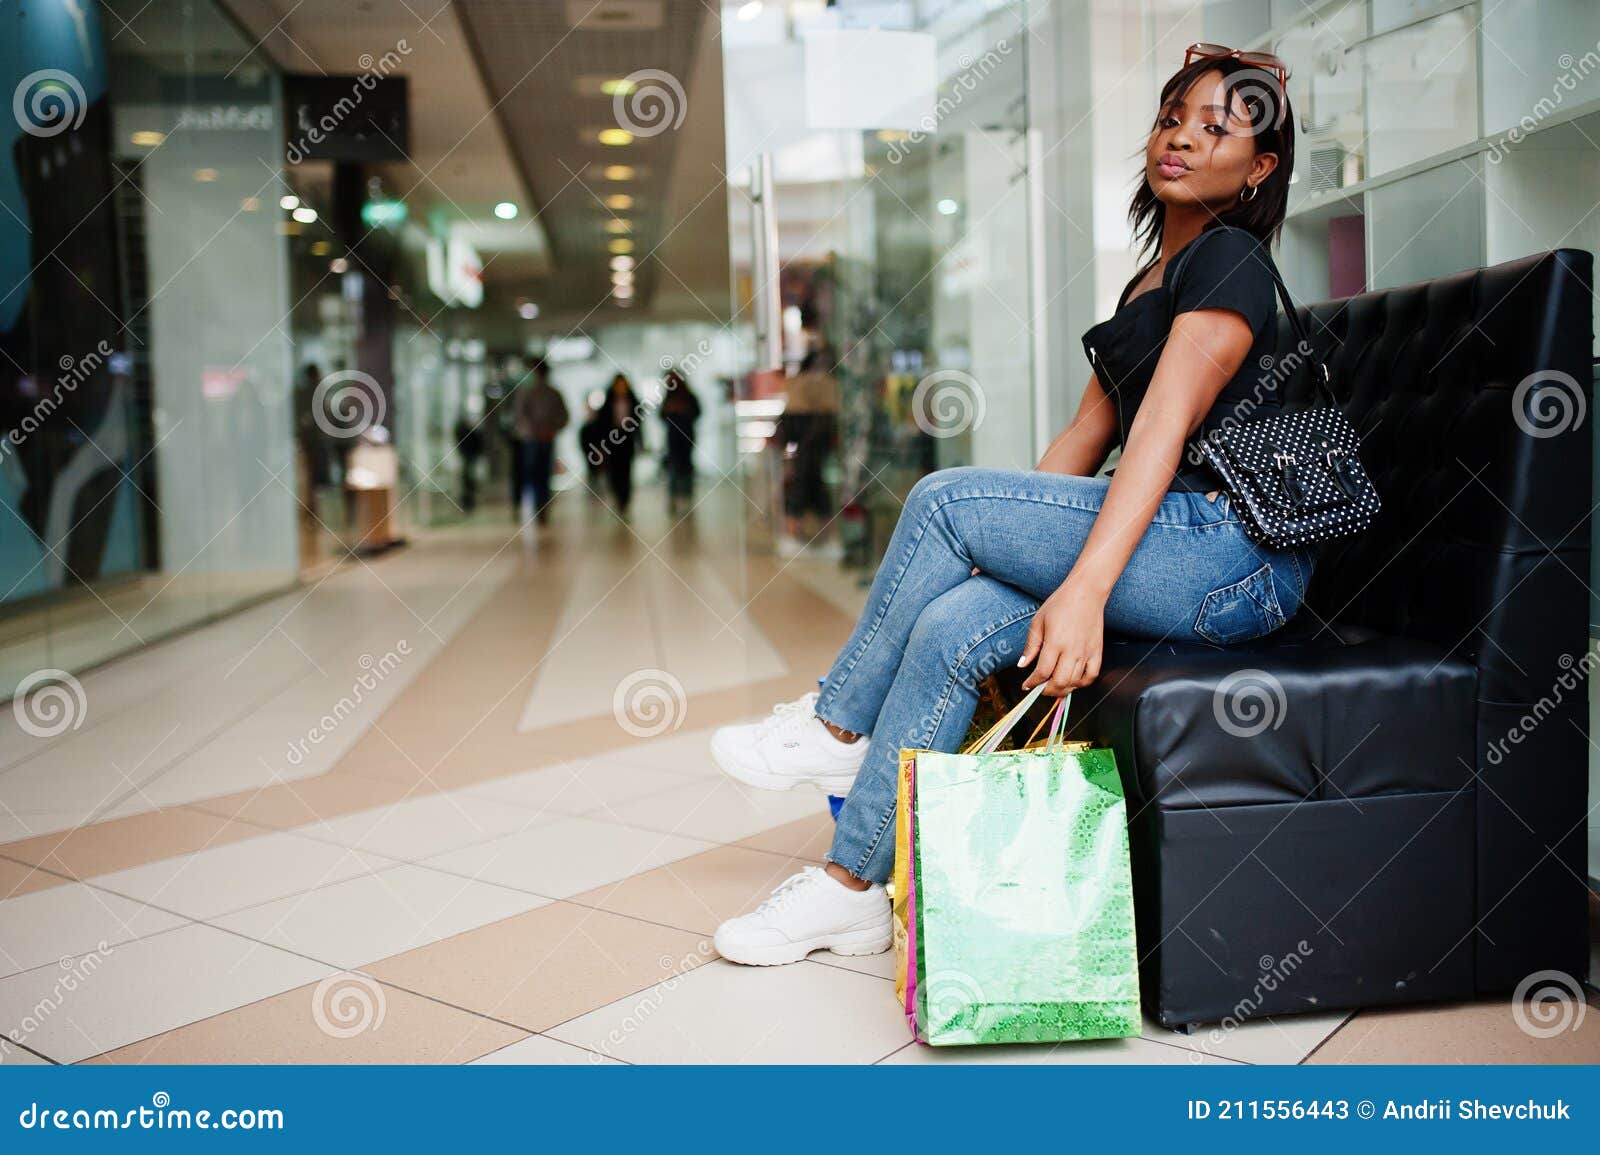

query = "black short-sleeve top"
[1082,226,1284,491]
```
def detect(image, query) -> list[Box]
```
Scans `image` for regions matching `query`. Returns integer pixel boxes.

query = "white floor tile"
[0,1040,50,1064]
[213,863,552,970]
[471,1034,621,1066]
[1146,1010,1351,1064]
[423,816,714,899]
[464,760,697,819]
[546,959,912,1064]
[811,948,901,982]
[89,831,395,920]
[590,725,731,778]
[295,792,552,861]
[0,924,332,1064]
[0,883,186,980]
[600,777,828,844]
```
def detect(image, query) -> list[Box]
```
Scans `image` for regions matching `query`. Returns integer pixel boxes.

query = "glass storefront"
[1,0,298,694]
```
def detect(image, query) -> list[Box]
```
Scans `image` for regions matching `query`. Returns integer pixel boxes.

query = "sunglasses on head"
[1184,42,1289,87]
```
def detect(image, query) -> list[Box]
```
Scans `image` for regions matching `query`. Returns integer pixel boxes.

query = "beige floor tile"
[187,773,424,831]
[0,882,187,980]
[90,830,396,920]
[1150,1011,1350,1065]
[366,901,711,1033]
[1305,996,1600,1064]
[423,815,714,899]
[213,863,553,970]
[0,807,268,881]
[547,958,910,1064]
[0,855,71,899]
[735,813,837,861]
[295,791,552,861]
[600,777,830,844]
[569,845,816,935]
[880,1035,1242,1065]
[464,759,698,820]
[471,1034,621,1065]
[591,725,735,777]
[811,947,901,982]
[0,924,332,1064]
[87,980,523,1065]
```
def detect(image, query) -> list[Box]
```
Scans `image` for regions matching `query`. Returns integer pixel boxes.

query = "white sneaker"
[714,866,891,966]
[709,690,867,793]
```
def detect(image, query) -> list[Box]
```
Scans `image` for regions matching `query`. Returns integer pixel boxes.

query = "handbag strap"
[1167,227,1338,411]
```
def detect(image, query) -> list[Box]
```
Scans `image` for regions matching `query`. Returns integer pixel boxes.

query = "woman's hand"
[1018,581,1106,696]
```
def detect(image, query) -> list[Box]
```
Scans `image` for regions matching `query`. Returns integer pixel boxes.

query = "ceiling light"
[330,257,349,274]
[608,238,634,254]
[518,302,540,320]
[603,165,635,181]
[610,255,634,271]
[738,1,763,21]
[937,198,959,215]
[279,194,300,211]
[612,271,634,287]
[193,168,218,183]
[605,193,634,210]
[310,240,332,256]
[130,130,164,147]
[604,219,632,234]
[600,78,636,96]
[494,201,518,220]
[292,206,318,224]
[240,197,260,212]
[613,284,634,299]
[598,128,634,146]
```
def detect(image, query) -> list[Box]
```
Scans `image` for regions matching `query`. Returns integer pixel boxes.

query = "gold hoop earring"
[1240,184,1259,203]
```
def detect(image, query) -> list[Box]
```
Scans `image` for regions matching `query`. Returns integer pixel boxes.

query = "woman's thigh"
[911,466,1297,642]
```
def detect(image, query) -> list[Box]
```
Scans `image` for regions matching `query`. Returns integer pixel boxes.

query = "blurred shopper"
[599,373,643,514]
[779,351,841,536]
[453,408,485,513]
[513,360,569,525]
[579,391,608,493]
[659,368,702,514]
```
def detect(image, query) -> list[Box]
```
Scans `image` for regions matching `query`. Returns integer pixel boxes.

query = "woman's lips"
[1156,155,1190,179]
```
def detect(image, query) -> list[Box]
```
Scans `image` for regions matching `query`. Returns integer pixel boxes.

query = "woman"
[709,50,1318,965]
[598,373,642,513]
[659,368,701,513]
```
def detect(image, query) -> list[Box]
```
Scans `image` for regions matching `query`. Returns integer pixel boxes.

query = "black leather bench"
[1066,249,1595,1030]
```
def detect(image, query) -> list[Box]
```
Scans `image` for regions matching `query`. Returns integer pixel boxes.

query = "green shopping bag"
[913,685,1141,1045]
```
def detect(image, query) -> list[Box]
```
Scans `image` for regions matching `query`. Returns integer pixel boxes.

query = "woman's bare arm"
[1035,374,1118,476]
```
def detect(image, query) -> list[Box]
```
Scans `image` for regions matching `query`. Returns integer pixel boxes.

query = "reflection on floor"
[0,482,1595,1064]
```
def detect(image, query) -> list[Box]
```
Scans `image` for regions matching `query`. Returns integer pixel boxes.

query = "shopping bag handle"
[962,684,1074,754]
[1020,693,1073,752]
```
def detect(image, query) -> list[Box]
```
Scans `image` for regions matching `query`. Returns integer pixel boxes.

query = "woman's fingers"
[1018,617,1044,669]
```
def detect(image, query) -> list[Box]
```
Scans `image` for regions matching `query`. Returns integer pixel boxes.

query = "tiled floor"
[0,485,1596,1066]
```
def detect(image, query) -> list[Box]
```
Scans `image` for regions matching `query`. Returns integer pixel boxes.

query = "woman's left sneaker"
[714,867,891,966]
[709,690,867,792]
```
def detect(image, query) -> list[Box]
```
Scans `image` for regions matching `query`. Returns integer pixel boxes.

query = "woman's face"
[1144,69,1277,215]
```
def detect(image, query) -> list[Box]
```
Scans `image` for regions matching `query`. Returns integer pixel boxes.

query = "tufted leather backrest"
[1276,250,1594,703]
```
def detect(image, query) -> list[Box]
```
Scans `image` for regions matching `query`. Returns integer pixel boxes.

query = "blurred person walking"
[779,351,841,538]
[659,368,702,514]
[453,408,486,513]
[513,360,570,525]
[598,373,643,514]
[579,391,608,494]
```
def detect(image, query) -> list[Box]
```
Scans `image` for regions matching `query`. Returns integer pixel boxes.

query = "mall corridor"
[0,480,1593,1066]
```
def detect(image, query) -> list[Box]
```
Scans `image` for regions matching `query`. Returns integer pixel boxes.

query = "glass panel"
[1361,5,1480,177]
[1365,155,1486,288]
[1482,0,1600,139]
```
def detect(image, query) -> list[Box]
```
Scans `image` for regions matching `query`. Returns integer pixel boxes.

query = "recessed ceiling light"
[608,238,634,254]
[598,128,634,146]
[738,1,763,21]
[604,219,632,234]
[330,257,349,274]
[937,198,959,215]
[130,130,164,147]
[605,193,634,210]
[602,165,635,181]
[310,240,332,256]
[494,201,518,220]
[613,284,634,299]
[292,206,318,224]
[279,194,300,211]
[611,270,634,286]
[240,197,260,212]
[610,255,634,271]
[193,167,218,183]
[600,78,636,96]
[518,302,540,320]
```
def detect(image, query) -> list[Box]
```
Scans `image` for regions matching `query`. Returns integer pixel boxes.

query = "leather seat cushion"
[1064,628,1478,811]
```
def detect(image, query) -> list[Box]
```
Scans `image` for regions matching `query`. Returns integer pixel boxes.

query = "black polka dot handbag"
[1192,268,1381,549]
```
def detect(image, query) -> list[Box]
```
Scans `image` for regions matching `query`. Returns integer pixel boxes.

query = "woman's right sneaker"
[714,866,891,966]
[709,690,867,793]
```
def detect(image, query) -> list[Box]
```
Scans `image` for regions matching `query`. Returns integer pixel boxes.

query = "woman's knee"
[905,579,1036,672]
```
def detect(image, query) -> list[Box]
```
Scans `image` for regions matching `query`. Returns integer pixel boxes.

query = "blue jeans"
[815,466,1317,884]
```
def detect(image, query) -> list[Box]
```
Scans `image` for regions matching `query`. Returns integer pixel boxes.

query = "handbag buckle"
[1272,450,1296,469]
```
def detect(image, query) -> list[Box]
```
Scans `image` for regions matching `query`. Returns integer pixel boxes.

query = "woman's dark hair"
[1128,56,1295,262]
